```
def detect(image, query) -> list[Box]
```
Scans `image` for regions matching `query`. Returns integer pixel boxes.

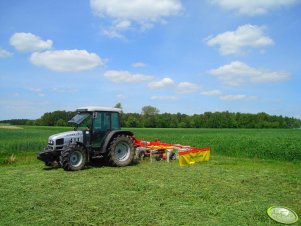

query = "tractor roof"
[76,106,122,113]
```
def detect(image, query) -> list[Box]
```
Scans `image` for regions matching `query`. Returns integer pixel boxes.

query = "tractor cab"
[70,107,121,130]
[69,107,121,148]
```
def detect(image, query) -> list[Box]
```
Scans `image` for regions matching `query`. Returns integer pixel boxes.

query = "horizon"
[1,108,300,121]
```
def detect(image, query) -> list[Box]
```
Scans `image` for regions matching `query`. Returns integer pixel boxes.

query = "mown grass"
[0,156,300,225]
[0,126,300,225]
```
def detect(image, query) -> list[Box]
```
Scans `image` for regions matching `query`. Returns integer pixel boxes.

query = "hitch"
[37,148,61,166]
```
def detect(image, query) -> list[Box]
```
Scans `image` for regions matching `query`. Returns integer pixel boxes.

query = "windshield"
[68,113,91,127]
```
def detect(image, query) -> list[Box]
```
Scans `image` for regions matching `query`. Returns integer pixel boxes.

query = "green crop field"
[130,128,301,161]
[0,126,300,225]
[0,126,70,164]
[1,126,300,164]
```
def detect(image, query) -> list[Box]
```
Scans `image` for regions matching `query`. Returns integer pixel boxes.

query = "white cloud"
[150,96,177,100]
[90,0,183,37]
[102,20,132,39]
[104,70,153,83]
[28,87,42,93]
[27,87,45,97]
[116,94,128,100]
[90,0,182,22]
[210,0,298,16]
[30,50,103,72]
[132,62,147,68]
[209,61,290,86]
[207,24,273,55]
[102,29,126,39]
[52,87,79,93]
[10,32,53,52]
[148,77,175,89]
[177,82,199,94]
[220,94,257,101]
[0,48,12,58]
[201,89,222,96]
[115,20,132,30]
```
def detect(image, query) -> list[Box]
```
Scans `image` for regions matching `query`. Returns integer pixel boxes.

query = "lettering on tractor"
[37,106,210,171]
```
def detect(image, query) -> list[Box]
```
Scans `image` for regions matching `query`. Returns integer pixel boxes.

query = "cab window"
[111,112,120,130]
[93,112,111,131]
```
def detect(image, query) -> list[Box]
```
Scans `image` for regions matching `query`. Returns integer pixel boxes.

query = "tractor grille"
[56,138,64,145]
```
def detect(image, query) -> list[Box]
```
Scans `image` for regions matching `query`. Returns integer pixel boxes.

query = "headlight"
[48,139,54,145]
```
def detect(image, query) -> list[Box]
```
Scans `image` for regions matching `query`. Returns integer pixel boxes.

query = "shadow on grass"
[40,157,142,171]
[43,166,60,171]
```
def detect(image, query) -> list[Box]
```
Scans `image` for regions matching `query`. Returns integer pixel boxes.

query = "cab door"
[90,112,111,148]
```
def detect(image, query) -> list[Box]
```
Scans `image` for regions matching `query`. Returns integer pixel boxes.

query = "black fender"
[66,141,87,152]
[75,141,86,150]
[100,130,134,154]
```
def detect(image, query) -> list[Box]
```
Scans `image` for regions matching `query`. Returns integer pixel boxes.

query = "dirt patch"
[0,125,23,129]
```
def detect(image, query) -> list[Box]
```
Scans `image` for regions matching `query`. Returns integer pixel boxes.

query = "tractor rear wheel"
[60,144,86,171]
[108,135,135,167]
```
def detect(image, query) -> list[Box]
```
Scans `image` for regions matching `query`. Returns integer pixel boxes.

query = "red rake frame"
[134,138,210,161]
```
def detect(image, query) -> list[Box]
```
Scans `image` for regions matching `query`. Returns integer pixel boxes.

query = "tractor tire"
[60,144,86,171]
[108,135,135,167]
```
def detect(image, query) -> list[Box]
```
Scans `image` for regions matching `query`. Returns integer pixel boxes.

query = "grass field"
[0,126,300,225]
[1,126,301,164]
[0,156,300,225]
[0,126,70,164]
[130,128,301,161]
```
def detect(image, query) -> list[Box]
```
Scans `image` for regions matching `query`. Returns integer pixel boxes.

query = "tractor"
[37,107,135,171]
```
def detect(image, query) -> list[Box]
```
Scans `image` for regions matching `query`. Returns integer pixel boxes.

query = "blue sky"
[0,0,301,120]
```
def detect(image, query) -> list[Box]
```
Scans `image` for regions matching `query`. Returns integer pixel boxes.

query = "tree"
[141,106,159,128]
[56,119,68,126]
[39,110,76,126]
[114,103,122,109]
[141,106,159,116]
[114,102,123,114]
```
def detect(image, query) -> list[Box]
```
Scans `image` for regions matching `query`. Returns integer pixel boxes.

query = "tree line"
[122,110,301,129]
[1,105,301,129]
[1,111,76,127]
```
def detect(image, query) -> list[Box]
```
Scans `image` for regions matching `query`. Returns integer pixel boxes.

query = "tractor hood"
[48,131,84,150]
[49,131,83,141]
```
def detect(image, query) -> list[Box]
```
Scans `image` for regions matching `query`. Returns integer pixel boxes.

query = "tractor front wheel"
[60,144,86,171]
[108,135,135,167]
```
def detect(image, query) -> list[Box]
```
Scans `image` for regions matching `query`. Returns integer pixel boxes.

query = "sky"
[0,0,301,120]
